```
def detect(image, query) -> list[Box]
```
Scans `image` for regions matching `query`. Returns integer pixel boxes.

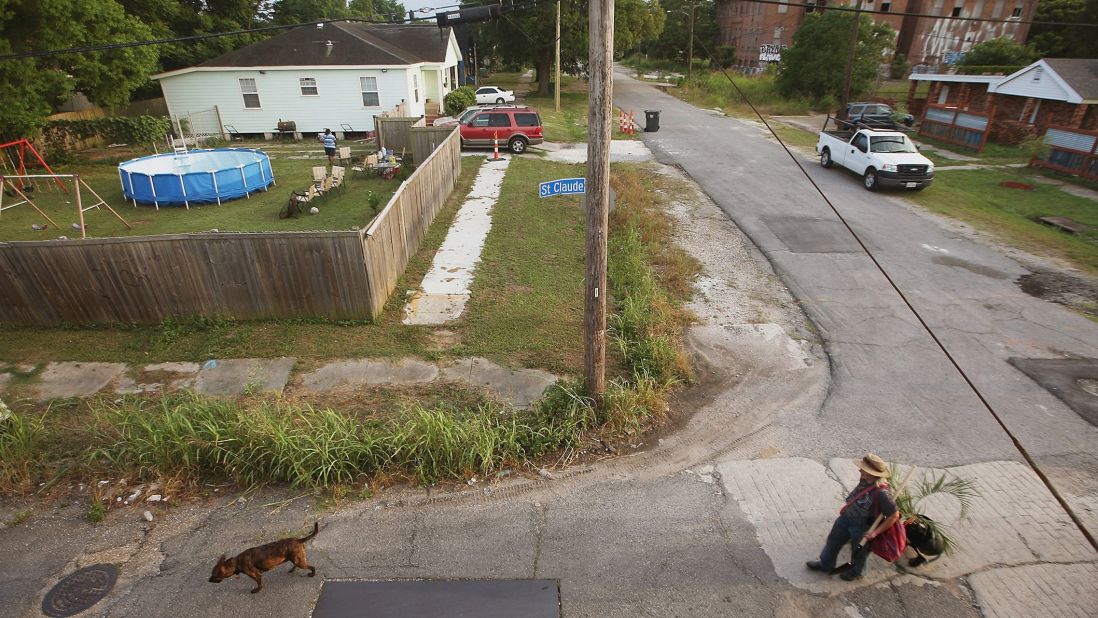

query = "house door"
[937,85,950,105]
[1028,99,1041,124]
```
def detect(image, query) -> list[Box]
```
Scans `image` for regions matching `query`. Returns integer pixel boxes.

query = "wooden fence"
[0,232,371,324]
[361,128,462,317]
[409,126,457,164]
[375,116,426,153]
[0,129,464,325]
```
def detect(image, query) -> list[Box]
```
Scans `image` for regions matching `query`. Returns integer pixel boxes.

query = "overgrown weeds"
[0,166,700,495]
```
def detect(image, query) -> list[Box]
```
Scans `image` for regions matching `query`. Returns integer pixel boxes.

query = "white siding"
[158,68,414,133]
[994,64,1078,102]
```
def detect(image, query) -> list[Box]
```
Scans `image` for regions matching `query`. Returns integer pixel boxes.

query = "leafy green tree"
[955,36,1038,68]
[1029,0,1098,58]
[476,0,664,95]
[0,0,159,139]
[272,0,351,24]
[775,12,894,101]
[348,0,407,22]
[646,0,718,63]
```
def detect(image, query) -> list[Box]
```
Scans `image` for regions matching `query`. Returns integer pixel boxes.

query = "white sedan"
[475,86,515,105]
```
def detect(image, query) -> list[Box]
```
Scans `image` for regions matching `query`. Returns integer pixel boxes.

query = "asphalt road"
[612,67,1098,525]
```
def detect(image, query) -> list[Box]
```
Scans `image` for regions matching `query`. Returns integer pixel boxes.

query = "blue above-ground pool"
[118,148,275,208]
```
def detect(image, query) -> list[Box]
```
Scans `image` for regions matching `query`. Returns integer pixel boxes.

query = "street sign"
[539,177,586,198]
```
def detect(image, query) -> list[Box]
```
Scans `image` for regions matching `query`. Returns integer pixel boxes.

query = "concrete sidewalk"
[1,356,558,409]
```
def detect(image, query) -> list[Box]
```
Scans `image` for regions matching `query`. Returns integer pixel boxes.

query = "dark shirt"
[843,479,897,524]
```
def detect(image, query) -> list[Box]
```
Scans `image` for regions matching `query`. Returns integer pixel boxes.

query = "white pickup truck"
[816,119,934,191]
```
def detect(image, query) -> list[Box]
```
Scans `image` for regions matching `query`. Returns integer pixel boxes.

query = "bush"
[444,87,476,116]
[41,115,172,155]
[989,119,1038,146]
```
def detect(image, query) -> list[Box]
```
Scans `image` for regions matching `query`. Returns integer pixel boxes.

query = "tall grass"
[0,409,57,492]
[684,72,821,117]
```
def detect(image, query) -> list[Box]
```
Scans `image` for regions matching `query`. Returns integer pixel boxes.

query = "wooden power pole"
[838,0,864,121]
[585,0,614,398]
[555,1,561,112]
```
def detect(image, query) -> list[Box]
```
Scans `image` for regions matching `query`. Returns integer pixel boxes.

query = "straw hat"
[854,453,889,478]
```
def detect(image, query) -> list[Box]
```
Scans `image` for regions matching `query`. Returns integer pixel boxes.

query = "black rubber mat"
[312,579,560,618]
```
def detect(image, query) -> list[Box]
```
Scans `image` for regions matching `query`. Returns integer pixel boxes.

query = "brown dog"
[208,522,319,593]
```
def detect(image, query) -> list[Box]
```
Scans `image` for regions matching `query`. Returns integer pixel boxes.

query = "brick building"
[715,0,1039,74]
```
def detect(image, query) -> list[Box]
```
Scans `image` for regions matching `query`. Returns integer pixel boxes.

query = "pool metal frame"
[118,147,275,210]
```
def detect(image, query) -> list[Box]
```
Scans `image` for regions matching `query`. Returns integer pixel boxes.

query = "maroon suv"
[458,107,544,154]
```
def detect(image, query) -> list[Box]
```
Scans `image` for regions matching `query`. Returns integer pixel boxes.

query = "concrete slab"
[440,357,557,408]
[35,361,127,401]
[312,579,560,618]
[1008,357,1098,426]
[537,140,653,164]
[969,562,1098,618]
[193,357,295,397]
[299,359,439,392]
[403,159,509,325]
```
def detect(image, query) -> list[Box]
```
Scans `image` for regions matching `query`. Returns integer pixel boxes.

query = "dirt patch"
[1017,268,1098,320]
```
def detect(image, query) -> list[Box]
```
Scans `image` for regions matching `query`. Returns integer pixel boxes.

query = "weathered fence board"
[410,127,457,164]
[362,129,462,317]
[0,232,371,324]
[375,116,427,153]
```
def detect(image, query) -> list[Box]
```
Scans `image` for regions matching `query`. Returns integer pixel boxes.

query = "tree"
[955,36,1038,68]
[775,12,894,101]
[476,0,664,95]
[0,0,159,139]
[348,0,407,22]
[646,0,718,63]
[1029,0,1098,59]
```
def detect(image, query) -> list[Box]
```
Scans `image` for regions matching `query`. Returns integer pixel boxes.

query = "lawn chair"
[337,146,352,166]
[352,154,378,178]
[331,166,346,191]
[312,166,327,191]
[319,174,334,194]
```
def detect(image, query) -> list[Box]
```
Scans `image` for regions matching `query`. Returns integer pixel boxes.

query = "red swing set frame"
[0,139,67,192]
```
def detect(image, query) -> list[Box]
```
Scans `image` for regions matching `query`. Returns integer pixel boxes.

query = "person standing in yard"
[320,129,337,167]
[806,453,900,581]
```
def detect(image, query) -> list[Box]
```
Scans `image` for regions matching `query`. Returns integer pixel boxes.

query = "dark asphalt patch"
[763,217,864,254]
[1009,357,1098,426]
[41,563,118,617]
[312,579,561,618]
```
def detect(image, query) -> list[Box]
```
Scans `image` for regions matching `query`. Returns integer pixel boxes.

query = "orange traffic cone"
[491,131,501,161]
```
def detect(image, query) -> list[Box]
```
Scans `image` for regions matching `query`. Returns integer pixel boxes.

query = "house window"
[806,0,818,12]
[952,6,962,17]
[774,26,783,40]
[360,76,380,107]
[881,2,891,11]
[992,0,1004,17]
[299,77,318,96]
[412,74,420,103]
[778,0,788,13]
[1010,5,1022,17]
[239,78,260,109]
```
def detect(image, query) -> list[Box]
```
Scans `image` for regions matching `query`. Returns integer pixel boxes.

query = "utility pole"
[555,1,561,112]
[838,0,864,121]
[585,0,614,399]
[687,2,695,81]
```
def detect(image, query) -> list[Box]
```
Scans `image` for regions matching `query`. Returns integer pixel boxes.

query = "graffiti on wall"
[759,44,787,62]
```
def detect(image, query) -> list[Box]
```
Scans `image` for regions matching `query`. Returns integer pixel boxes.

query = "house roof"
[155,22,453,78]
[908,58,1098,104]
[1042,59,1098,101]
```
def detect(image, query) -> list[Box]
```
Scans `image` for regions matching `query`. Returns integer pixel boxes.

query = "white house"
[153,22,462,137]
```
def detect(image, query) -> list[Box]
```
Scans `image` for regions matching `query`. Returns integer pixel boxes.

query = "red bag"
[869,520,907,562]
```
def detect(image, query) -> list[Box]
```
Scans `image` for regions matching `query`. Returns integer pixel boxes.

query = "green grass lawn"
[0,155,591,374]
[909,168,1098,275]
[0,141,399,241]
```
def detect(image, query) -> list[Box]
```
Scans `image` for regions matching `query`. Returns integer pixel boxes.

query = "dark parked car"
[459,106,543,154]
[845,102,914,130]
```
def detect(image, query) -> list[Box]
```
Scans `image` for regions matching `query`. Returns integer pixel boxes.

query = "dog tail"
[299,522,319,543]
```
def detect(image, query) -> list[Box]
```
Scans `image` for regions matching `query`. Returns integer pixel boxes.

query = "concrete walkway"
[403,157,511,325]
[2,356,557,409]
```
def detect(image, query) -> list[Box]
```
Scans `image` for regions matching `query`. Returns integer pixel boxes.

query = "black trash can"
[644,110,660,132]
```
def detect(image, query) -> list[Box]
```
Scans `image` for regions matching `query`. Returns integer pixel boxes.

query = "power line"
[688,32,1098,555]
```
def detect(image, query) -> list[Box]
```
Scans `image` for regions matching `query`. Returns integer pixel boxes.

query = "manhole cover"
[1080,378,1098,397]
[42,564,118,617]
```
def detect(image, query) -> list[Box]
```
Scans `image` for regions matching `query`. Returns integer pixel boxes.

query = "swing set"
[1,139,131,239]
